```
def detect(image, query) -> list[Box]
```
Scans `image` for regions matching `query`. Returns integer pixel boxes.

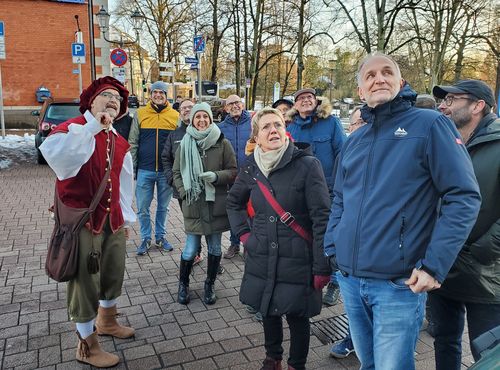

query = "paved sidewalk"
[0,162,474,369]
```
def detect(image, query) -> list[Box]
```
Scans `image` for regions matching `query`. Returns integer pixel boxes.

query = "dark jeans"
[263,315,310,370]
[229,230,239,246]
[428,292,500,370]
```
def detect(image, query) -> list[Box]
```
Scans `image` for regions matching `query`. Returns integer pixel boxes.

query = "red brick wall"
[1,0,101,106]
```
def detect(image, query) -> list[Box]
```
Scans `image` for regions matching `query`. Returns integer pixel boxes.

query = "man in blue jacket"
[324,53,481,370]
[218,94,252,259]
[287,89,346,195]
[287,89,347,307]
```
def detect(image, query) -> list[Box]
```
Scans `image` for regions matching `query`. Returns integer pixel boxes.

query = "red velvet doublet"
[52,116,130,233]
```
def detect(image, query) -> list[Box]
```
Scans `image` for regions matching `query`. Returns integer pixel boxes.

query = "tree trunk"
[210,0,219,82]
[296,0,306,89]
[233,0,241,95]
[249,0,264,109]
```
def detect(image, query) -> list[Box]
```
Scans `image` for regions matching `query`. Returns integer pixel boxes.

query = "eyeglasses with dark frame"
[226,101,242,108]
[99,91,123,102]
[443,95,476,107]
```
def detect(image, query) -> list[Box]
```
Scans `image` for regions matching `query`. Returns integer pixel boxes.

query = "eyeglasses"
[443,95,475,106]
[99,92,123,102]
[226,101,241,107]
[180,105,194,111]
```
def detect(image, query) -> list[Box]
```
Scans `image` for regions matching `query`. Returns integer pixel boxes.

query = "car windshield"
[44,104,81,124]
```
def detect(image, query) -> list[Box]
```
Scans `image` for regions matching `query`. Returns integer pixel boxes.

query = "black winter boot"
[204,254,221,305]
[178,258,194,305]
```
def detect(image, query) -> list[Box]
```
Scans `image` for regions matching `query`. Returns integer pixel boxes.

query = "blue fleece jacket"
[324,84,481,283]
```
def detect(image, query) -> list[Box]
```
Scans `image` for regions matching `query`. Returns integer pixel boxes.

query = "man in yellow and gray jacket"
[129,81,179,255]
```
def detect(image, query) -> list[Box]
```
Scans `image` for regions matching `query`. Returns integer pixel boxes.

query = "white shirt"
[39,110,136,225]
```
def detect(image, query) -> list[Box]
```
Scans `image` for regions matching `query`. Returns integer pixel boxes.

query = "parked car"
[128,95,140,108]
[33,98,80,164]
[208,99,227,122]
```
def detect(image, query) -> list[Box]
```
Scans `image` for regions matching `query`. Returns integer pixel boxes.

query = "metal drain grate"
[310,314,349,345]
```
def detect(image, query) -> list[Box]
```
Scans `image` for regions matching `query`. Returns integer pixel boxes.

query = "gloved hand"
[314,275,330,290]
[240,232,250,245]
[199,171,217,183]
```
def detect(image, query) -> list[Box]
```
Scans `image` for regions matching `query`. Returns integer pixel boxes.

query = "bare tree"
[325,0,422,53]
[116,0,197,73]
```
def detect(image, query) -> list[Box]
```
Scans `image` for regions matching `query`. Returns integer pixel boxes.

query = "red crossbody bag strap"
[255,179,313,245]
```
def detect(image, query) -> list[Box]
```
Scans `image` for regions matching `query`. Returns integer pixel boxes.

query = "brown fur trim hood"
[285,96,333,122]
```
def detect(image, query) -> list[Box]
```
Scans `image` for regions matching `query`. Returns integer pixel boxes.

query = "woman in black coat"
[226,107,331,370]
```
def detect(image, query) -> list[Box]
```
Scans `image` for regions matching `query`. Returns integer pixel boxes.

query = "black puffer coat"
[436,114,500,304]
[161,120,187,199]
[226,142,331,318]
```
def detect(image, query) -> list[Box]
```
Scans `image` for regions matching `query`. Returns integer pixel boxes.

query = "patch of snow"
[0,159,12,170]
[0,134,35,148]
[0,134,37,170]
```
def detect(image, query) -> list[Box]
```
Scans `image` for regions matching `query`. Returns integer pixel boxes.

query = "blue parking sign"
[72,43,85,57]
[71,43,85,64]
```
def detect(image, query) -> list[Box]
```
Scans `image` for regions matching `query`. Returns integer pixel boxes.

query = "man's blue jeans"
[428,292,500,369]
[135,169,173,241]
[181,233,222,260]
[336,272,425,370]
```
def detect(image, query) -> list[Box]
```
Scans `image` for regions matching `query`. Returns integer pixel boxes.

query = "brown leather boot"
[95,306,135,339]
[76,331,119,368]
[260,356,282,370]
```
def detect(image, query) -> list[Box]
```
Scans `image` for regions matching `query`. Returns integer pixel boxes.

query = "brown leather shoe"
[260,356,282,370]
[95,306,135,339]
[223,244,240,259]
[76,331,119,368]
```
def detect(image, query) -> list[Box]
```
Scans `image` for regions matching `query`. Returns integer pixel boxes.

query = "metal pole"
[88,0,96,81]
[0,63,5,139]
[75,31,84,95]
[197,52,202,102]
[78,64,83,94]
[128,46,134,95]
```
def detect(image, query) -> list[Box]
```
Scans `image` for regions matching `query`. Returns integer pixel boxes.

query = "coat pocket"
[312,135,334,172]
[181,200,200,219]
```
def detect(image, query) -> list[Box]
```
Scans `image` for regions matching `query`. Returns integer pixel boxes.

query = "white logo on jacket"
[394,127,408,137]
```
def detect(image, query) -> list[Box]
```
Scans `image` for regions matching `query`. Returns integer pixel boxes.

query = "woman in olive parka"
[173,102,237,305]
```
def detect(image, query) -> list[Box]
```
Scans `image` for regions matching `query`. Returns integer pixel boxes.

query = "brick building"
[0,0,114,126]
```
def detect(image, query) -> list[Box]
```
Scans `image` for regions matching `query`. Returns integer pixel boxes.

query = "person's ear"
[357,86,364,101]
[472,100,486,115]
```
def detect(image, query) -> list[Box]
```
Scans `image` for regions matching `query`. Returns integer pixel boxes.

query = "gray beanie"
[150,81,168,94]
[189,102,213,124]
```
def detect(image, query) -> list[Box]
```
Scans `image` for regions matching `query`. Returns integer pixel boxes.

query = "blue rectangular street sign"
[71,43,85,57]
[185,57,198,64]
[190,64,199,70]
[194,36,205,53]
[72,69,80,74]
[0,21,4,36]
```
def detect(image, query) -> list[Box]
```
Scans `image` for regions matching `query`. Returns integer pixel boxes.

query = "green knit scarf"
[179,123,221,205]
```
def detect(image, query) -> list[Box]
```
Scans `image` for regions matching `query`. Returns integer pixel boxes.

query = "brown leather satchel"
[45,134,115,282]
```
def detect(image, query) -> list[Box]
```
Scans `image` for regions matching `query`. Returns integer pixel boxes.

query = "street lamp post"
[95,6,144,96]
